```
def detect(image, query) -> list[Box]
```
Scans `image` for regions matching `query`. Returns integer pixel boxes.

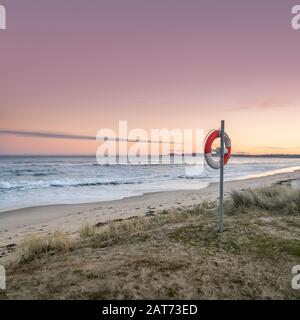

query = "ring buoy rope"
[204,130,231,170]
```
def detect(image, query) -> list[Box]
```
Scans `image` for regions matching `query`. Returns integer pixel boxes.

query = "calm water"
[0,156,300,212]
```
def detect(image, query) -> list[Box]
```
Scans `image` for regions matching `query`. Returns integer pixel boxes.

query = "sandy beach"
[1,169,299,263]
[1,168,299,299]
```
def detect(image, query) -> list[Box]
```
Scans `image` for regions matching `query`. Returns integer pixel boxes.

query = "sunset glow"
[0,0,299,155]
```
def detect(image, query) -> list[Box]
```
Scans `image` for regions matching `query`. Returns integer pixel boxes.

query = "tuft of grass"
[91,217,151,245]
[231,185,300,214]
[50,230,73,251]
[231,189,255,208]
[252,235,300,258]
[19,230,73,263]
[194,200,218,214]
[79,223,97,238]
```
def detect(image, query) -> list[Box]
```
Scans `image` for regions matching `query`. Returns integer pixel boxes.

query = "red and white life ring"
[204,130,231,169]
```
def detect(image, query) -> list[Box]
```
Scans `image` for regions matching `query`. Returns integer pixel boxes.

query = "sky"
[0,0,300,155]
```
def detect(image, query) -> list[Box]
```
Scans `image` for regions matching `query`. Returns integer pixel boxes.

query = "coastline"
[1,169,299,262]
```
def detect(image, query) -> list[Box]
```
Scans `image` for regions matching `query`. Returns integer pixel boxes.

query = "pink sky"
[0,0,300,155]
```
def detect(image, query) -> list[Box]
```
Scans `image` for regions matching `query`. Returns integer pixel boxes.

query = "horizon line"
[0,153,300,158]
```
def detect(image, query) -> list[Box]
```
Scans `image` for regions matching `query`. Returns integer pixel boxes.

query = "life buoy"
[204,130,231,169]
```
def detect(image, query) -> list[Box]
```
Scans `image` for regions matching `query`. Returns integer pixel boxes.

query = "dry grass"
[230,185,300,214]
[6,184,300,299]
[79,223,96,238]
[17,185,299,264]
[89,205,215,246]
[19,230,73,262]
[18,209,202,263]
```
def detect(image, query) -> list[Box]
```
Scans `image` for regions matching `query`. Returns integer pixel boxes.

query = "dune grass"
[230,185,300,214]
[79,223,96,238]
[17,184,299,264]
[88,204,217,247]
[19,230,73,262]
[8,183,300,299]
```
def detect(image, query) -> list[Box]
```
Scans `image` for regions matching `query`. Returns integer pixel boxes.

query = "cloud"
[0,129,175,144]
[256,146,287,150]
[0,129,95,141]
[255,146,300,150]
[228,99,298,111]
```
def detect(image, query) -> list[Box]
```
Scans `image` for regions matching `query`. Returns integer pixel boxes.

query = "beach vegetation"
[230,185,300,214]
[19,230,73,262]
[8,184,300,299]
[79,223,97,238]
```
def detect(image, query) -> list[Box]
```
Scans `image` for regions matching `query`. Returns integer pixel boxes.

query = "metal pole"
[219,120,225,232]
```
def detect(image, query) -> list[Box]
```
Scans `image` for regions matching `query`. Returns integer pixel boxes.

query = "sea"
[0,155,300,212]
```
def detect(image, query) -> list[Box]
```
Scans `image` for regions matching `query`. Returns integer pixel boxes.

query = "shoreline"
[2,164,300,215]
[0,169,300,262]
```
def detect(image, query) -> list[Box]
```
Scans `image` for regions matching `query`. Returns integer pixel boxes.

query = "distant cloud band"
[0,129,177,145]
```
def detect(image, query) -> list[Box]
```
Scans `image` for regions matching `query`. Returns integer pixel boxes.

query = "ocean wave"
[178,175,203,180]
[33,173,50,177]
[0,179,143,191]
[4,169,56,177]
[51,180,143,188]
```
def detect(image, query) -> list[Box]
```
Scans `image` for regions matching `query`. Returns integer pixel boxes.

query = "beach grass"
[79,223,97,238]
[5,183,300,299]
[230,185,300,214]
[17,185,300,262]
[19,230,73,262]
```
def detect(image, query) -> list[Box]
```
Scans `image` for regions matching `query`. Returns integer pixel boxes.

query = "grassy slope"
[2,185,300,300]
